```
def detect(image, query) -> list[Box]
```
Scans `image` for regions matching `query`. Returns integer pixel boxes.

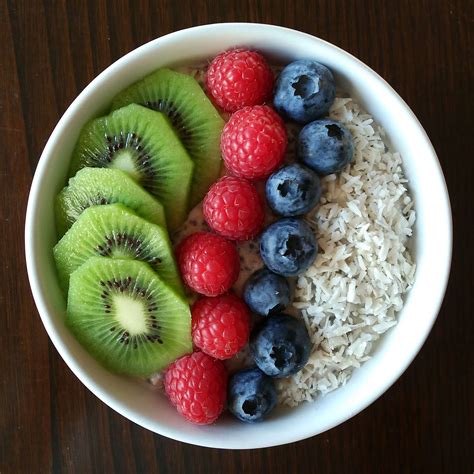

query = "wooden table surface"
[1,1,473,472]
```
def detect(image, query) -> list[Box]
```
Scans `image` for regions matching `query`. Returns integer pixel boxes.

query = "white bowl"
[25,23,452,449]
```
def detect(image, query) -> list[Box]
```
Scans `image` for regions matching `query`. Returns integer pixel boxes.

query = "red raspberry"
[176,232,240,296]
[206,48,274,112]
[203,176,264,240]
[164,352,227,425]
[192,293,250,360]
[221,105,288,179]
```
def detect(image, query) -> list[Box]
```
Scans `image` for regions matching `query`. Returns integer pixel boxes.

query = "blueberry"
[260,218,317,276]
[266,164,321,217]
[273,60,336,124]
[250,314,311,377]
[243,268,292,317]
[298,119,354,175]
[228,367,277,423]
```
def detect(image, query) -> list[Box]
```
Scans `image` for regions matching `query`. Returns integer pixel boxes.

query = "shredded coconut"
[277,97,416,406]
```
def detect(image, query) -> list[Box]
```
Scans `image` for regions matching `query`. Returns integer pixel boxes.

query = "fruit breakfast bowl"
[25,23,452,449]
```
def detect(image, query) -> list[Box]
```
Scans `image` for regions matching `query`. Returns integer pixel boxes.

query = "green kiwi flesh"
[68,103,194,230]
[111,68,224,208]
[54,203,183,296]
[55,167,167,238]
[67,257,192,376]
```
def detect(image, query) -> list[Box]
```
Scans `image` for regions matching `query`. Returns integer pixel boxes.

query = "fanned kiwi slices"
[67,257,192,376]
[54,204,183,296]
[69,104,194,230]
[54,64,232,383]
[56,167,166,237]
[111,68,225,208]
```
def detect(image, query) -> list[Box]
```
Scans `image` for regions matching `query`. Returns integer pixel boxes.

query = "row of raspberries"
[166,49,286,424]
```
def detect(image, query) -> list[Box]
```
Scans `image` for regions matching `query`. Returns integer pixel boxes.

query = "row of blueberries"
[230,60,356,422]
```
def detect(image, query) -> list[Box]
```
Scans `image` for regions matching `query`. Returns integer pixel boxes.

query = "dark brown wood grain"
[1,0,473,472]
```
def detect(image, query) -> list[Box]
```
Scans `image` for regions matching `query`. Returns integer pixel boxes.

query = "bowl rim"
[25,22,452,449]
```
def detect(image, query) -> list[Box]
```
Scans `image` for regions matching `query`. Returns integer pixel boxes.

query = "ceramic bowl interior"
[25,23,452,449]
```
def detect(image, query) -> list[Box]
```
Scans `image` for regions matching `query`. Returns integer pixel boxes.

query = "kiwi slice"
[111,68,225,208]
[55,167,167,237]
[68,103,194,230]
[67,256,192,376]
[54,203,183,296]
